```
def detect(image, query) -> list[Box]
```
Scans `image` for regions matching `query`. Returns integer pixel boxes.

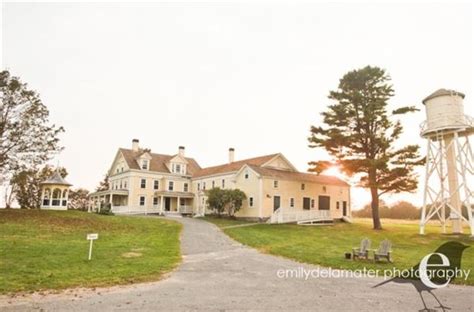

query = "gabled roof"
[249,165,349,186]
[422,89,465,104]
[192,153,279,178]
[119,148,201,175]
[41,170,72,186]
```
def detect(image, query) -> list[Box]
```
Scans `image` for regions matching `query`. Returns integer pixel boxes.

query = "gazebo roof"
[41,170,72,186]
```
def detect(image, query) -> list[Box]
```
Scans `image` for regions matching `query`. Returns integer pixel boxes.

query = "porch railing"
[178,205,193,214]
[111,205,161,215]
[269,208,332,224]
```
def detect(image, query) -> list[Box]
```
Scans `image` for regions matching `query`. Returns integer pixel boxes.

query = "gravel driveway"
[1,216,473,311]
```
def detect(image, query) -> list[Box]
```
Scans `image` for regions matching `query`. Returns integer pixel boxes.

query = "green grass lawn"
[205,216,474,285]
[0,209,181,294]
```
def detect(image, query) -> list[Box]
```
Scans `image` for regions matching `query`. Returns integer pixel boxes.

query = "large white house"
[89,139,351,222]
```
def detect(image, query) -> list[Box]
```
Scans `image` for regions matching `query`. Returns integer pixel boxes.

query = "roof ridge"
[200,153,279,171]
[119,148,198,161]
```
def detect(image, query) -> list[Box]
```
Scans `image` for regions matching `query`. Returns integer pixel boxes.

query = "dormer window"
[171,163,186,174]
[141,159,149,170]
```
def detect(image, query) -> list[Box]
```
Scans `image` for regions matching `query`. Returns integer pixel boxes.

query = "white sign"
[86,233,99,260]
[87,233,98,240]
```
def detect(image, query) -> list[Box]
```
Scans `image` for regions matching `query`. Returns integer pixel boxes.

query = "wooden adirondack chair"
[374,239,392,263]
[352,238,371,260]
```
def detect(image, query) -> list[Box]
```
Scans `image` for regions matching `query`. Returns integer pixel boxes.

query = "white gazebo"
[40,170,72,210]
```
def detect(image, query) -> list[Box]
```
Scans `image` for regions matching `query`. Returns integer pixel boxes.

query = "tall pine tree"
[308,66,423,229]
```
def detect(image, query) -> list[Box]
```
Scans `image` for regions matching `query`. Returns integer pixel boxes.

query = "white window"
[141,159,149,170]
[175,164,181,173]
[168,181,174,191]
[212,181,215,188]
[140,178,146,189]
[322,186,327,193]
[222,179,225,188]
[154,180,159,190]
[197,183,201,191]
[244,171,249,179]
[203,182,206,190]
[273,180,279,188]
[336,202,340,209]
[153,197,158,206]
[139,196,145,206]
[124,181,128,189]
[311,199,315,208]
[249,197,254,207]
[184,183,188,192]
[290,198,294,208]
[301,183,305,190]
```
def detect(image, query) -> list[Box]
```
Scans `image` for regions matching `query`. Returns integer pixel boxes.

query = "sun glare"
[324,166,345,179]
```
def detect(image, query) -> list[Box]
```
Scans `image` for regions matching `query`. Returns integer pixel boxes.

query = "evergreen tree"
[308,66,423,229]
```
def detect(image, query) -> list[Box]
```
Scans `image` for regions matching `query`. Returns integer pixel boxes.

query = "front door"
[165,197,171,211]
[303,197,311,210]
[273,196,281,211]
[343,201,347,216]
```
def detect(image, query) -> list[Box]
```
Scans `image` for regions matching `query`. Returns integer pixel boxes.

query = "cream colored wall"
[260,178,350,218]
[191,173,236,214]
[110,153,129,175]
[109,163,192,210]
[233,168,261,218]
[262,155,294,171]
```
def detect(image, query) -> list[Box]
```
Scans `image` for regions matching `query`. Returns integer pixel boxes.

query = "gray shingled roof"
[422,89,465,104]
[41,171,72,186]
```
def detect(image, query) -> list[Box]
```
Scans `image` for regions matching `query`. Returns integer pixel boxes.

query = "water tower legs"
[444,134,463,234]
[419,132,473,236]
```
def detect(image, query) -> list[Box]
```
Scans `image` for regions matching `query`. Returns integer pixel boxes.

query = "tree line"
[353,201,420,220]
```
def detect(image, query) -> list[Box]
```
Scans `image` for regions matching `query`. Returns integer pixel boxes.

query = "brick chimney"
[178,146,185,157]
[132,139,139,152]
[229,148,235,163]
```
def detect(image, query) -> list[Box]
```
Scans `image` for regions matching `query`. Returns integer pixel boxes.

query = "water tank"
[421,89,466,135]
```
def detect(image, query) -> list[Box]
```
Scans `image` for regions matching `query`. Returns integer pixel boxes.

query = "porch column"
[160,195,164,215]
[40,188,45,208]
[60,188,64,208]
[177,196,181,213]
[110,193,114,212]
[65,190,69,205]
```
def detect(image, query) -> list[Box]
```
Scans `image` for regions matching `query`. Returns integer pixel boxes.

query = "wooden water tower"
[419,89,473,236]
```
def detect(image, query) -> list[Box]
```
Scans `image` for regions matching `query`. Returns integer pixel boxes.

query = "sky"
[1,1,473,209]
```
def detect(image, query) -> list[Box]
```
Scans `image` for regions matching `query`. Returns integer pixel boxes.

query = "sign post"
[87,233,99,260]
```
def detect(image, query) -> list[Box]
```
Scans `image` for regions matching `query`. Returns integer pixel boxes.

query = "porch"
[268,208,332,224]
[155,191,194,215]
[88,189,131,213]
